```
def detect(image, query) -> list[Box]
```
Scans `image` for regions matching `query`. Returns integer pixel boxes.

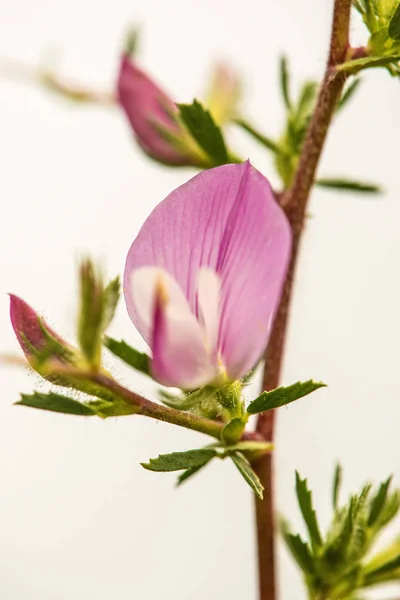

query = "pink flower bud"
[117,55,202,166]
[9,294,71,369]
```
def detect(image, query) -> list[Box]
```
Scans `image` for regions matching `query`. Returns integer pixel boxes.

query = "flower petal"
[215,164,292,379]
[117,55,189,165]
[124,162,291,379]
[197,267,221,358]
[130,267,217,388]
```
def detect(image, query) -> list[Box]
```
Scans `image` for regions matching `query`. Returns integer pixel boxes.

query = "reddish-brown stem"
[252,2,353,599]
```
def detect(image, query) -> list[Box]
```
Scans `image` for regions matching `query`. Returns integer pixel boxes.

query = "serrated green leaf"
[103,336,151,376]
[101,276,120,332]
[368,476,393,526]
[16,392,95,416]
[337,78,362,111]
[279,56,291,109]
[176,464,209,486]
[234,119,281,153]
[178,100,228,165]
[333,463,342,510]
[230,452,264,499]
[316,177,382,193]
[141,448,217,472]
[221,418,246,445]
[389,3,400,39]
[282,531,315,575]
[296,472,323,550]
[247,380,326,415]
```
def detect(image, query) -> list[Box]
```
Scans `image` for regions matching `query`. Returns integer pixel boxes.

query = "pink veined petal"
[130,267,217,389]
[196,267,221,359]
[117,55,189,165]
[215,164,292,379]
[124,162,291,379]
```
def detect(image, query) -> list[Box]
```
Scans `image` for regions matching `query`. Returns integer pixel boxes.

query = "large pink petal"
[215,164,291,379]
[124,162,291,378]
[117,55,189,165]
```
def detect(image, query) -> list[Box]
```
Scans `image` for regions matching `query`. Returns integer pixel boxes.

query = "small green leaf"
[295,472,323,549]
[368,476,393,526]
[178,100,228,165]
[234,119,281,153]
[101,276,120,332]
[224,441,273,454]
[282,532,315,575]
[279,56,291,109]
[316,177,382,193]
[16,391,95,416]
[364,553,400,581]
[221,418,246,445]
[247,380,326,415]
[103,337,151,376]
[337,78,362,111]
[141,448,217,472]
[176,464,209,486]
[376,488,400,527]
[230,452,264,499]
[295,81,318,125]
[389,3,400,39]
[333,463,342,510]
[337,54,400,73]
[78,259,104,366]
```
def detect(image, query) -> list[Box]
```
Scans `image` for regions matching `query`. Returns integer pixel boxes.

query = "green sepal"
[247,380,326,414]
[296,472,323,550]
[103,336,151,377]
[124,27,140,56]
[178,100,228,166]
[16,391,96,416]
[141,448,218,472]
[78,260,120,368]
[230,452,264,499]
[101,276,120,332]
[221,418,246,445]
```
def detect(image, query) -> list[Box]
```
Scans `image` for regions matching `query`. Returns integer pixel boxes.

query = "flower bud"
[205,62,241,125]
[9,294,74,373]
[117,55,205,166]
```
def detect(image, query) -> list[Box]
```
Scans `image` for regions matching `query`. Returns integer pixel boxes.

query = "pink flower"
[117,55,202,166]
[124,162,292,389]
[9,295,71,369]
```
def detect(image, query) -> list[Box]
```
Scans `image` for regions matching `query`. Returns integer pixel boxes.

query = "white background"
[0,1,399,598]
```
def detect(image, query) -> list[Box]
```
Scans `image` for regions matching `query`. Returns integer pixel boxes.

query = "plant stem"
[252,2,352,599]
[88,372,262,442]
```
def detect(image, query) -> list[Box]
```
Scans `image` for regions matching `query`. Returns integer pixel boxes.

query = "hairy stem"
[252,2,352,599]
